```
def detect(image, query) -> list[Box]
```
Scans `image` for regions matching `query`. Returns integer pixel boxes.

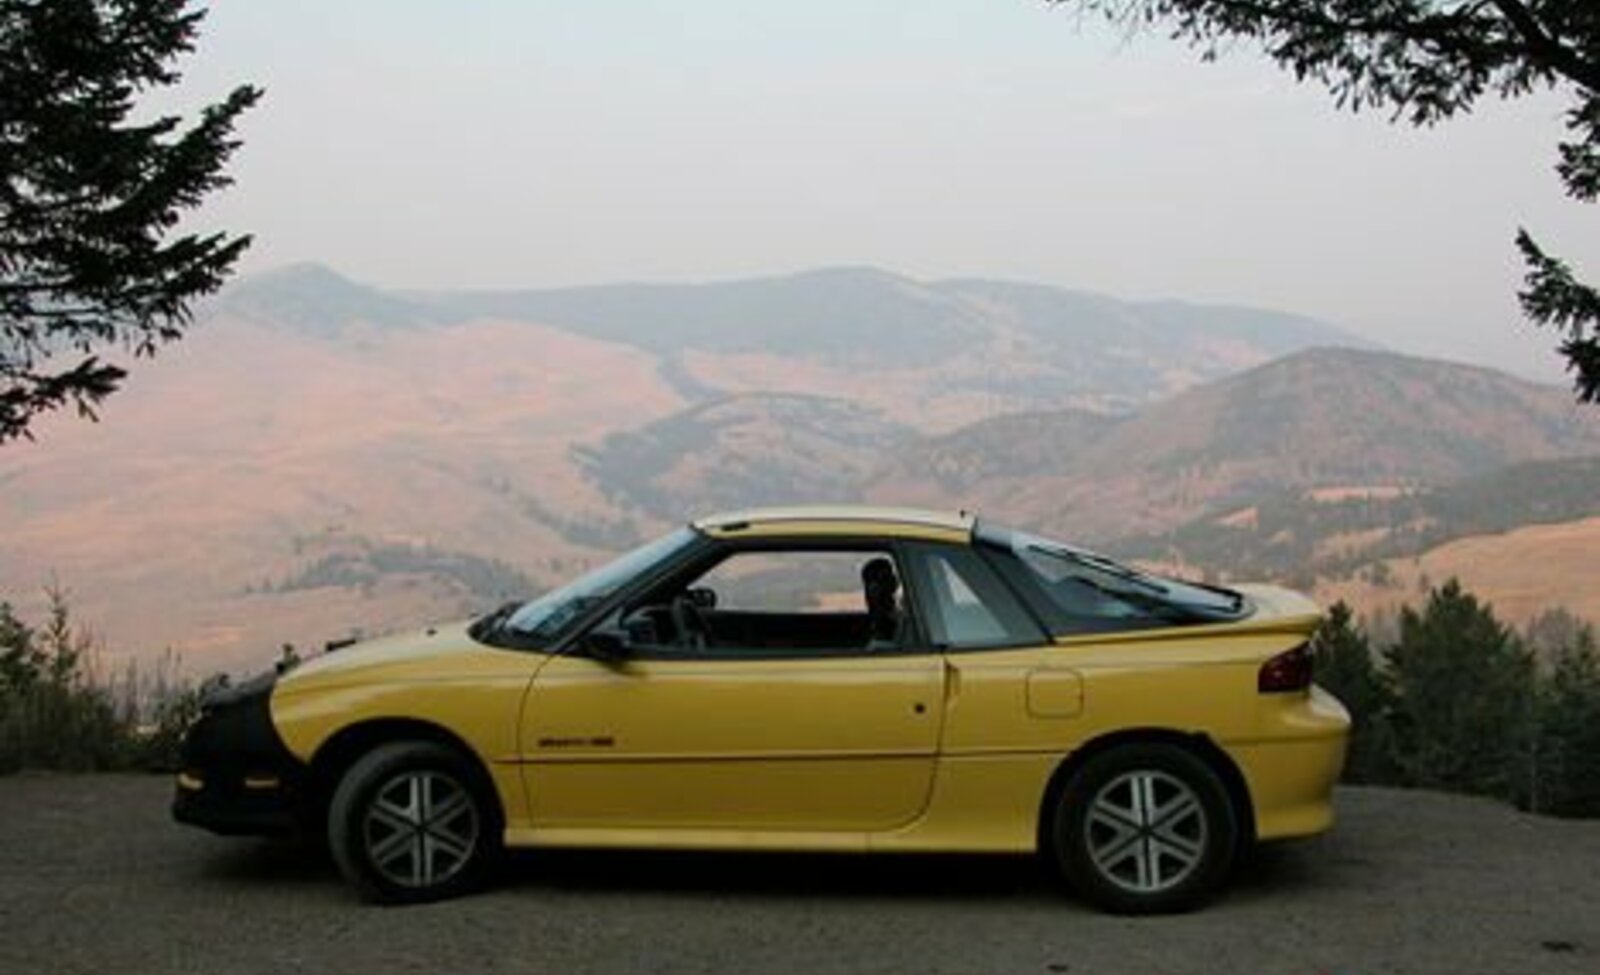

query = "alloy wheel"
[1083,768,1208,894]
[360,770,481,889]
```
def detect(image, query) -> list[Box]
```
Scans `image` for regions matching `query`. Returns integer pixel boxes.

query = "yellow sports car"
[174,506,1348,913]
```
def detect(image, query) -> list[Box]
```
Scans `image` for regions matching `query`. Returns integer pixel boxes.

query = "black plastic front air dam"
[171,671,305,837]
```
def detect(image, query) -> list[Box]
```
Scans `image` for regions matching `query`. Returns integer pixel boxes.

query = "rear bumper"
[1232,686,1351,841]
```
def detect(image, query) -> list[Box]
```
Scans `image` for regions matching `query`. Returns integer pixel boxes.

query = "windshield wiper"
[503,593,609,641]
[1046,545,1170,595]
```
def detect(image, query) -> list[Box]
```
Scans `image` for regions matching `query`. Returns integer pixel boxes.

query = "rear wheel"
[1052,743,1238,914]
[327,741,501,904]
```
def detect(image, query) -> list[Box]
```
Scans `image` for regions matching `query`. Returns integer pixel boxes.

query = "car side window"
[696,551,868,613]
[905,544,1045,650]
[616,546,915,657]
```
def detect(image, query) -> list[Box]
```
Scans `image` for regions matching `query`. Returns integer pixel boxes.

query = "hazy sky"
[170,0,1597,381]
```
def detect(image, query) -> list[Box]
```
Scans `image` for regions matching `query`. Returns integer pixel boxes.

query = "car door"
[519,543,946,834]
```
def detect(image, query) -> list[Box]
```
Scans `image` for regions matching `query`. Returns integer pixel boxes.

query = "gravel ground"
[0,775,1596,975]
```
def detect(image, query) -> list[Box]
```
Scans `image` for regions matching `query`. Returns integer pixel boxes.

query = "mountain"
[869,347,1600,540]
[205,263,1370,423]
[432,267,980,366]
[0,305,688,673]
[575,394,912,518]
[430,268,1355,371]
[216,262,440,334]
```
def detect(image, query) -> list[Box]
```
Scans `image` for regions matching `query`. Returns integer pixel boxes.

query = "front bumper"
[172,770,300,836]
[170,671,307,837]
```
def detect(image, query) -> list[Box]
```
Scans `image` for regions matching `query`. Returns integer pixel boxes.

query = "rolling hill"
[1108,455,1600,586]
[575,394,913,519]
[868,347,1600,540]
[1316,515,1600,630]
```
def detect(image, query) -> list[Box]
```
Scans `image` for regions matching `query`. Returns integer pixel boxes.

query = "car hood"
[274,621,527,692]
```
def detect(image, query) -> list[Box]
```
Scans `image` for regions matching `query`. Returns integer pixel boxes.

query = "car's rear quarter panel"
[1050,621,1348,843]
[884,613,1345,852]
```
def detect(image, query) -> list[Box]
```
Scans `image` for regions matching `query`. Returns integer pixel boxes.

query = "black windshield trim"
[546,527,718,655]
[470,526,711,652]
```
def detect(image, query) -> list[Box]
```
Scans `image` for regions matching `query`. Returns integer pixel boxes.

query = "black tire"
[327,740,502,904]
[1051,742,1238,914]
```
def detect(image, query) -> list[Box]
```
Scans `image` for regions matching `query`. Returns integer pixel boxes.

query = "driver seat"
[860,557,905,649]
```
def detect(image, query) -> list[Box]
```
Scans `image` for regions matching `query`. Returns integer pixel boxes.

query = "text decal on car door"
[537,735,617,748]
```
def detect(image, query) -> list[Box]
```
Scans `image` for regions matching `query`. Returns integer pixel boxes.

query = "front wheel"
[327,741,501,904]
[1052,743,1239,914]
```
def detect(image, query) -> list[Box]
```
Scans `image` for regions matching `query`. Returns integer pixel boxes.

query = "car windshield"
[1000,528,1246,622]
[491,527,697,644]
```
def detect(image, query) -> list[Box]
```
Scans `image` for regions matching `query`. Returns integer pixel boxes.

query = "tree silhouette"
[1313,601,1393,783]
[1384,579,1536,798]
[1530,617,1600,815]
[1056,1,1598,400]
[1,0,260,442]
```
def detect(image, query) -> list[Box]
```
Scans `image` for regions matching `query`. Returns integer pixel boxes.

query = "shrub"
[0,590,202,774]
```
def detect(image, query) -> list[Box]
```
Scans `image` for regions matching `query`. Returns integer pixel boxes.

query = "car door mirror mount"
[585,628,631,663]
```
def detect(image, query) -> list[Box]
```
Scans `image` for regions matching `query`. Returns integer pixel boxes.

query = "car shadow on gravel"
[495,840,1330,908]
[1221,839,1333,905]
[186,836,1332,909]
[192,837,338,887]
[503,849,1054,901]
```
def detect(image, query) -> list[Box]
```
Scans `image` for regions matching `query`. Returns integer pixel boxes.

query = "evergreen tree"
[1524,606,1591,656]
[0,600,43,696]
[1384,579,1537,801]
[1314,601,1393,783]
[1533,622,1600,816]
[1055,1,1600,400]
[1,0,261,441]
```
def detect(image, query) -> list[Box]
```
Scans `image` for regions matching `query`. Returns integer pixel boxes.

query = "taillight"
[1258,643,1313,693]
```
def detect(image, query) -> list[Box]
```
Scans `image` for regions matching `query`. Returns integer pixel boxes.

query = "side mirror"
[585,629,631,663]
[686,586,718,610]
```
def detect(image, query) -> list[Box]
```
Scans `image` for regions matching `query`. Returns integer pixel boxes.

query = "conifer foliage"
[1384,581,1537,799]
[1310,602,1392,783]
[0,0,260,442]
[1316,585,1600,817]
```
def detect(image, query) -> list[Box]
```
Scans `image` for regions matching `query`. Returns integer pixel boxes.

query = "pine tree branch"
[1488,0,1600,92]
[1517,229,1600,402]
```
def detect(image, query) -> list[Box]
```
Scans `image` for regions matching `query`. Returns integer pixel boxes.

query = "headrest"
[861,557,899,597]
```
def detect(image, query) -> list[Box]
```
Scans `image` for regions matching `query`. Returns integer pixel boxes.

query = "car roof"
[693,505,975,542]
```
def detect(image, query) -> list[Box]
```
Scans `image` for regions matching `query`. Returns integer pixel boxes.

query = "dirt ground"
[0,775,1596,975]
